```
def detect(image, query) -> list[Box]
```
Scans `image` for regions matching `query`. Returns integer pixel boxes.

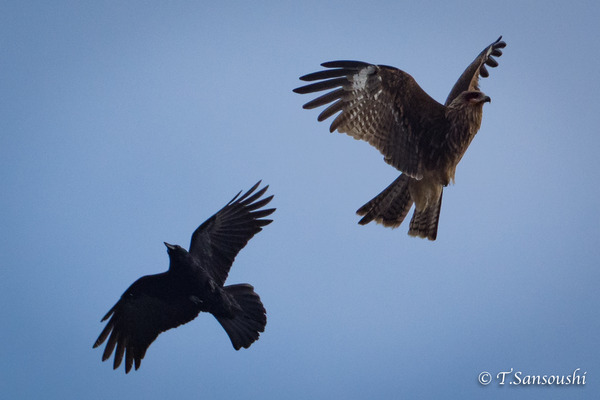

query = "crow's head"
[164,242,192,269]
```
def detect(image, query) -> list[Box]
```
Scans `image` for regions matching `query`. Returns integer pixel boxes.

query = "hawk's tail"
[408,188,443,241]
[356,174,413,228]
[356,174,442,240]
[215,284,266,350]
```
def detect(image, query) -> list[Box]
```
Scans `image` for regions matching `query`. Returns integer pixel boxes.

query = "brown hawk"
[293,37,506,240]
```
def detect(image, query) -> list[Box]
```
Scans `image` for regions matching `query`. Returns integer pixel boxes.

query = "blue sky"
[2,1,599,399]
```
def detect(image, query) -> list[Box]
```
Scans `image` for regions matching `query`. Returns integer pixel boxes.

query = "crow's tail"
[215,284,266,350]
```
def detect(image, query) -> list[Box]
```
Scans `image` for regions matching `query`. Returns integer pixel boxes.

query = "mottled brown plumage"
[294,37,506,240]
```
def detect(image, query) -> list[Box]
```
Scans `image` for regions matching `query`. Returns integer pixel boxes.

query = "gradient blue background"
[2,1,599,399]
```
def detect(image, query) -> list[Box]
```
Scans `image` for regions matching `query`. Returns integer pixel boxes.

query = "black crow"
[93,181,274,373]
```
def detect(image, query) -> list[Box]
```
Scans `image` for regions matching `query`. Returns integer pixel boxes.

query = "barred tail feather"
[215,284,266,350]
[356,174,413,228]
[408,188,443,241]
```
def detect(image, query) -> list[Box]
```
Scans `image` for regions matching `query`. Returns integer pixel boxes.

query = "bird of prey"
[93,182,274,373]
[294,37,506,240]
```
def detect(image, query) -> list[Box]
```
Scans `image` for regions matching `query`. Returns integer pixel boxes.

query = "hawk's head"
[451,91,491,108]
[446,91,490,129]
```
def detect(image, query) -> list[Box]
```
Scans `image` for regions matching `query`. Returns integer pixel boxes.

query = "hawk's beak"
[483,96,491,103]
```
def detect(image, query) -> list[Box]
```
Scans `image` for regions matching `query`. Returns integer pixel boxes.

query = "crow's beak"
[164,242,176,251]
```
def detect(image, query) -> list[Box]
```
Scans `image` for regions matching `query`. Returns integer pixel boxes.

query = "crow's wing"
[189,182,274,286]
[93,274,200,373]
[445,36,506,106]
[294,61,449,180]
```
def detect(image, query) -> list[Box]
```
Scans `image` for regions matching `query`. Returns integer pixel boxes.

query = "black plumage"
[93,182,274,373]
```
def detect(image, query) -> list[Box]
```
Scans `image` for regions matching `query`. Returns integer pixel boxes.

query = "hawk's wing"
[93,274,200,373]
[445,36,506,106]
[294,61,449,179]
[188,182,274,286]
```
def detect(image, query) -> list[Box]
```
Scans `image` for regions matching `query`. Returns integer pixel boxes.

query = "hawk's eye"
[465,92,481,101]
